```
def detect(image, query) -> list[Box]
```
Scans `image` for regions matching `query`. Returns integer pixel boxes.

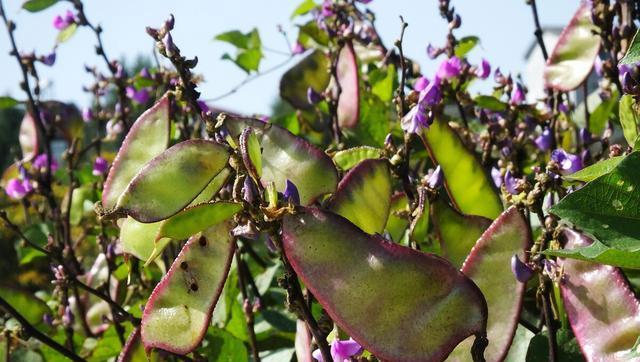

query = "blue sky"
[0,0,578,115]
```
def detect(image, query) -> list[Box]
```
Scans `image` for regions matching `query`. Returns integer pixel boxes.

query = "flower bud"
[283,179,300,205]
[306,87,322,105]
[164,14,175,31]
[426,166,443,189]
[511,255,534,282]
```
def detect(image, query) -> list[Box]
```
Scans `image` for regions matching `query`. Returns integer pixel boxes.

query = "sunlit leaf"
[141,221,236,354]
[420,117,503,219]
[102,94,171,210]
[543,2,600,91]
[448,207,532,361]
[188,168,231,206]
[282,207,488,362]
[370,64,396,103]
[290,0,316,19]
[564,155,623,182]
[619,94,640,146]
[455,36,479,58]
[119,217,169,264]
[332,146,382,171]
[156,201,242,242]
[327,159,391,234]
[620,28,640,65]
[550,152,640,251]
[22,0,57,12]
[56,23,78,44]
[558,228,640,361]
[115,139,229,223]
[0,96,18,109]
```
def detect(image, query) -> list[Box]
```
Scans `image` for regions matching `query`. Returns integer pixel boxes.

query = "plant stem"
[235,248,260,362]
[0,296,86,362]
[528,0,549,61]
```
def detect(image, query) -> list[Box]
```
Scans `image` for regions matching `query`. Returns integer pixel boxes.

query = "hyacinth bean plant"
[2,0,640,361]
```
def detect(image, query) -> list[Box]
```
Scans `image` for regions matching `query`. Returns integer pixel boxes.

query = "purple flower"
[426,43,440,59]
[53,10,75,30]
[283,179,300,205]
[33,154,59,173]
[401,103,430,134]
[511,255,534,283]
[534,128,552,151]
[494,67,507,84]
[580,128,591,145]
[436,56,462,79]
[82,107,93,122]
[621,71,640,95]
[551,149,583,175]
[511,83,525,105]
[243,177,256,203]
[504,169,519,195]
[313,338,363,362]
[321,0,334,17]
[419,78,441,106]
[476,58,491,79]
[106,119,123,139]
[594,56,603,77]
[126,86,150,104]
[62,306,74,327]
[197,100,210,113]
[427,165,443,189]
[292,41,306,55]
[92,157,109,176]
[491,167,502,188]
[5,178,31,199]
[41,52,56,66]
[307,87,322,105]
[139,67,151,78]
[414,76,429,91]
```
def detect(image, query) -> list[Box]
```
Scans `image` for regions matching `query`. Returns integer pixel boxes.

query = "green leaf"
[280,50,330,109]
[282,207,488,362]
[504,325,535,362]
[0,287,49,326]
[620,29,640,65]
[234,48,263,73]
[550,152,640,251]
[564,156,624,182]
[332,146,383,171]
[327,159,391,234]
[544,2,600,91]
[431,200,491,268]
[290,0,316,19]
[454,36,479,58]
[370,64,396,103]
[119,217,170,264]
[204,328,248,362]
[115,139,229,223]
[588,90,619,135]
[215,30,251,49]
[141,221,236,354]
[526,329,584,362]
[22,0,57,12]
[56,23,77,44]
[544,238,640,269]
[345,93,391,147]
[558,228,640,361]
[156,201,242,242]
[102,94,171,210]
[189,168,231,206]
[297,21,329,47]
[620,94,640,146]
[225,117,337,205]
[448,207,532,362]
[216,29,262,73]
[0,96,18,109]
[420,117,503,219]
[474,95,507,112]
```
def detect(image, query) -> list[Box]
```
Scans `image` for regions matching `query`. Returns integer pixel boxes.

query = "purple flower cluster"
[313,337,363,362]
[53,10,76,30]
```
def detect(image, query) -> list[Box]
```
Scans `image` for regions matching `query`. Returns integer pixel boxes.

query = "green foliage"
[620,28,640,65]
[215,29,263,73]
[22,0,57,12]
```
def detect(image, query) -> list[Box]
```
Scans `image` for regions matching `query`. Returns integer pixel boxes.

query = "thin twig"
[235,248,260,362]
[528,0,549,61]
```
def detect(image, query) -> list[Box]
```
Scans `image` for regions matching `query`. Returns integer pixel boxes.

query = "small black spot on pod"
[180,261,188,270]
[190,283,199,292]
[198,236,207,247]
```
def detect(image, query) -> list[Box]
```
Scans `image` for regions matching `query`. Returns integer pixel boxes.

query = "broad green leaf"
[156,201,242,241]
[525,329,584,362]
[204,328,249,362]
[332,146,382,171]
[189,168,231,206]
[67,186,95,226]
[421,117,503,219]
[216,29,262,73]
[22,0,57,12]
[454,36,479,58]
[474,95,507,112]
[558,228,640,360]
[337,42,360,128]
[290,0,316,19]
[141,221,236,354]
[620,29,640,65]
[115,139,229,223]
[297,21,329,47]
[431,200,491,269]
[102,94,171,210]
[504,325,535,362]
[215,30,251,49]
[19,113,40,161]
[620,94,640,146]
[56,23,77,44]
[587,90,618,135]
[280,50,330,109]
[370,64,396,103]
[282,208,488,362]
[448,207,532,362]
[224,117,337,205]
[564,156,623,182]
[543,2,600,91]
[550,152,640,251]
[345,93,391,147]
[544,236,640,269]
[0,96,18,109]
[0,287,49,325]
[234,48,262,73]
[119,217,169,264]
[327,159,391,234]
